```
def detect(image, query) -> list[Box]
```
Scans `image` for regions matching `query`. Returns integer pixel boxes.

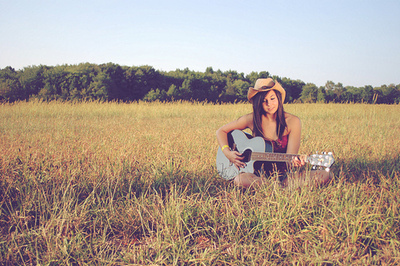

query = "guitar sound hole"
[241,150,252,163]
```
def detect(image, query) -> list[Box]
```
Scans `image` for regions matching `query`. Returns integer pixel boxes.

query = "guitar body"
[216,130,273,180]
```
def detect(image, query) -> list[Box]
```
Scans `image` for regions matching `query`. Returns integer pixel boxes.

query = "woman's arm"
[216,113,253,169]
[286,113,301,154]
[285,113,304,167]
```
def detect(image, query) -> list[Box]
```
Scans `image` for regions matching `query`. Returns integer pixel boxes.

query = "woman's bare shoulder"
[240,113,253,122]
[285,112,301,128]
[217,113,254,133]
[238,113,254,128]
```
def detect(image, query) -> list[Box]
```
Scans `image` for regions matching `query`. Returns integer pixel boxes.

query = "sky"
[1,0,399,87]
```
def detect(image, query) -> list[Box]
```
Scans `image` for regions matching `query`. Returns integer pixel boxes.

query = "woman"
[216,78,332,188]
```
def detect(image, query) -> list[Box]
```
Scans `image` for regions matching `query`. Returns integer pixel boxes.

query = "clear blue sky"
[1,0,399,87]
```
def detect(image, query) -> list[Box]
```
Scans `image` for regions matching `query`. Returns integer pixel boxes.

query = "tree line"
[1,63,399,104]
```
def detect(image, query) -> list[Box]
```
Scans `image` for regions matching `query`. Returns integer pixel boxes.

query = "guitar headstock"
[308,152,335,171]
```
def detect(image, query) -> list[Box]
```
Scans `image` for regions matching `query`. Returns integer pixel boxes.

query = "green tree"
[98,63,126,100]
[233,79,250,101]
[373,84,400,104]
[179,77,193,100]
[0,66,23,101]
[19,65,47,97]
[166,84,178,100]
[325,81,344,102]
[395,84,400,103]
[143,88,166,101]
[361,85,373,103]
[259,71,269,78]
[300,83,318,103]
[87,71,110,100]
[317,87,326,103]
[205,66,214,74]
[280,78,304,102]
[245,71,260,85]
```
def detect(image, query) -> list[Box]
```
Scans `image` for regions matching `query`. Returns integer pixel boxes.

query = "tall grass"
[0,100,399,265]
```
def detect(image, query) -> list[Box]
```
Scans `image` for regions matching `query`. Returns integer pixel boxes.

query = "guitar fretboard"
[251,152,303,163]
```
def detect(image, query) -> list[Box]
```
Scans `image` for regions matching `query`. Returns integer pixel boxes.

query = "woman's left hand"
[292,156,306,168]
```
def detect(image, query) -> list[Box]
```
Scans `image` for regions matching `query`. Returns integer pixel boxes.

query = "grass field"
[1,100,399,265]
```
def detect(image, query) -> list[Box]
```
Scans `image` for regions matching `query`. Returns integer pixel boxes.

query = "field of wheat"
[0,100,399,265]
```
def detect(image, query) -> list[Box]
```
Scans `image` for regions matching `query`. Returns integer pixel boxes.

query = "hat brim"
[247,81,286,103]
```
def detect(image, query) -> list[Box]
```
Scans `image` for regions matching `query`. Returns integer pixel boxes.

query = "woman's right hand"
[224,149,246,169]
[216,114,252,170]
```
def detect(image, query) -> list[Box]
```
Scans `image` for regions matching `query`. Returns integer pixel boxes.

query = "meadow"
[0,100,399,265]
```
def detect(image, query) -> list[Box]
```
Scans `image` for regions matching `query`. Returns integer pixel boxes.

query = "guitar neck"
[251,152,305,163]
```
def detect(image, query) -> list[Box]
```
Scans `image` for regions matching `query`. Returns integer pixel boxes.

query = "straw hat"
[247,78,286,103]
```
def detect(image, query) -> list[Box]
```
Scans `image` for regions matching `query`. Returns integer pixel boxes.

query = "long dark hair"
[252,89,287,140]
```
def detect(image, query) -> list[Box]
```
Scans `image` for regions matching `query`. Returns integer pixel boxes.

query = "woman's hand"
[292,156,306,168]
[224,149,246,169]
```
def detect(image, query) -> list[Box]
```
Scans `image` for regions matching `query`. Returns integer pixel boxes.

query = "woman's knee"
[233,173,264,188]
[312,169,332,185]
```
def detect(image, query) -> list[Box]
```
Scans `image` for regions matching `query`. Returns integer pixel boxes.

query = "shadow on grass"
[333,153,399,183]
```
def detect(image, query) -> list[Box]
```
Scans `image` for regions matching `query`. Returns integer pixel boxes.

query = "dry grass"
[0,100,399,265]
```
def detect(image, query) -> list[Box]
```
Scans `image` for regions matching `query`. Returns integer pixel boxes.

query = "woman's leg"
[310,169,333,185]
[283,169,333,188]
[233,172,268,188]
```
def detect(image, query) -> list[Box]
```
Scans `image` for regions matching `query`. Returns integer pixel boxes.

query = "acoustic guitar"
[216,130,335,180]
